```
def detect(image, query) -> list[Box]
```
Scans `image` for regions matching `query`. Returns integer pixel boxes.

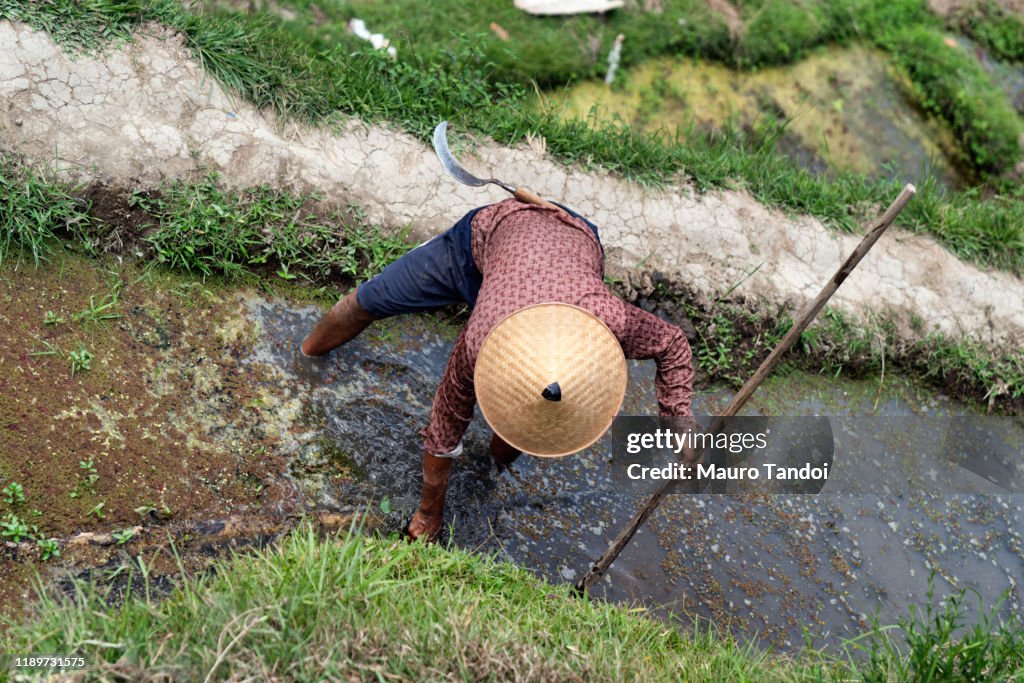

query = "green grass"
[2,0,1022,274]
[0,524,803,681]
[953,0,1024,64]
[657,285,1024,412]
[0,152,410,287]
[1,144,1020,413]
[848,581,1024,682]
[0,156,91,267]
[131,172,409,282]
[2,523,1021,681]
[884,25,1024,175]
[1,152,1020,414]
[264,0,1021,174]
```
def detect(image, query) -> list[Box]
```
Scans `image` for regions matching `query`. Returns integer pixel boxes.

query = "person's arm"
[619,302,695,417]
[408,329,477,541]
[618,302,700,464]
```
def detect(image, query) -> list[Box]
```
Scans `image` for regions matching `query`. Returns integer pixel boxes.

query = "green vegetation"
[0,150,1019,412]
[0,513,32,543]
[884,25,1023,174]
[132,172,410,282]
[853,581,1024,682]
[0,155,89,267]
[733,0,835,66]
[69,459,101,500]
[673,289,1024,410]
[2,482,25,506]
[112,527,136,545]
[36,537,60,561]
[0,507,59,561]
[68,343,94,376]
[0,154,410,289]
[2,523,1021,680]
[953,0,1024,64]
[43,310,64,326]
[260,0,1022,176]
[1,1,1022,272]
[73,288,122,324]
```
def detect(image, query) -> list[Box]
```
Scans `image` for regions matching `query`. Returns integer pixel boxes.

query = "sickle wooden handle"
[512,186,562,211]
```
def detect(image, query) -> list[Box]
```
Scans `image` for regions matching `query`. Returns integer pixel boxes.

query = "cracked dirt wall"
[2,20,1023,349]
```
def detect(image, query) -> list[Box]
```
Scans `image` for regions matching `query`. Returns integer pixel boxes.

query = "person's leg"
[301,208,484,356]
[301,290,376,356]
[490,433,521,472]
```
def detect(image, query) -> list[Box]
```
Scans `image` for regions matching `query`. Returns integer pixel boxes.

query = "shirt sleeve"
[421,328,477,456]
[619,302,695,417]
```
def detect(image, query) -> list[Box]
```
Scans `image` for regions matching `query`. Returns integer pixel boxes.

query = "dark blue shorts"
[356,204,601,318]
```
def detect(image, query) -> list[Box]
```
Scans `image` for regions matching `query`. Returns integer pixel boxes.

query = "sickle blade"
[433,121,487,187]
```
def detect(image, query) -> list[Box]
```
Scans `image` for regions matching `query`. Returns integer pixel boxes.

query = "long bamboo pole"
[575,183,917,594]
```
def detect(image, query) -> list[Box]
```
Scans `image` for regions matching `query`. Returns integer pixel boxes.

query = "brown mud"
[0,252,299,619]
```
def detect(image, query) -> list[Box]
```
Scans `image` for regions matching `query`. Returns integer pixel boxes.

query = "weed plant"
[0,155,90,267]
[884,25,1024,175]
[953,0,1024,63]
[68,344,94,376]
[850,581,1024,682]
[133,173,409,282]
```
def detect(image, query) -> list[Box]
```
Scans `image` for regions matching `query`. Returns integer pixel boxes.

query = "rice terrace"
[1,0,1024,680]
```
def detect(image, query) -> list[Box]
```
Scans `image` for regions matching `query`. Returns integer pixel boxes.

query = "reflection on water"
[249,298,1023,652]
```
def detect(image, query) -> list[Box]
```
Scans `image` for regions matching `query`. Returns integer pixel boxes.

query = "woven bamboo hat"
[474,303,628,457]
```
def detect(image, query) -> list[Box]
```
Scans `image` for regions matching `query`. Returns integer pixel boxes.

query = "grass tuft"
[130,172,410,282]
[2,523,1021,680]
[953,0,1024,64]
[884,25,1024,176]
[0,156,90,268]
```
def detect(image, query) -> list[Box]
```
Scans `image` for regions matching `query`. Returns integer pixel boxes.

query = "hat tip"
[541,382,562,402]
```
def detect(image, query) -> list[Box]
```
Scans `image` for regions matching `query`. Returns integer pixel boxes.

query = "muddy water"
[249,298,1024,652]
[546,45,970,188]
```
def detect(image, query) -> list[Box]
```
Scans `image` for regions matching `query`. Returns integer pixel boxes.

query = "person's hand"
[406,452,452,543]
[490,433,521,472]
[406,509,442,543]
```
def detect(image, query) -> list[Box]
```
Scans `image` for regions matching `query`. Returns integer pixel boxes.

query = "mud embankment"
[1,20,1023,351]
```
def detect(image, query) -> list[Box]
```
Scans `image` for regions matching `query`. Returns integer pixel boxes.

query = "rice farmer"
[301,200,695,541]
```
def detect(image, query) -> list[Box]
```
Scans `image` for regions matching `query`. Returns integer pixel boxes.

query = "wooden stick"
[574,183,917,594]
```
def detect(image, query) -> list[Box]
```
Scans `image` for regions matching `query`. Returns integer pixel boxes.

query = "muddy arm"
[407,453,453,542]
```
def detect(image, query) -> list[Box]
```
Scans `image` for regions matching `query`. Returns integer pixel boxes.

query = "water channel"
[249,297,1024,652]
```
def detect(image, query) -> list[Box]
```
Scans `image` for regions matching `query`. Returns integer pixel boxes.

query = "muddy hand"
[490,433,521,472]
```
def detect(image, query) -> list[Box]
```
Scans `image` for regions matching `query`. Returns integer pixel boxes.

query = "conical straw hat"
[474,303,628,457]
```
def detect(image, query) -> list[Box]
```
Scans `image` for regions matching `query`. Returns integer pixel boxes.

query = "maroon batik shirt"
[422,199,694,456]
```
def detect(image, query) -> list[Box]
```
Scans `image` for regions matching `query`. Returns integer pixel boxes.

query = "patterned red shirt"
[422,199,694,455]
